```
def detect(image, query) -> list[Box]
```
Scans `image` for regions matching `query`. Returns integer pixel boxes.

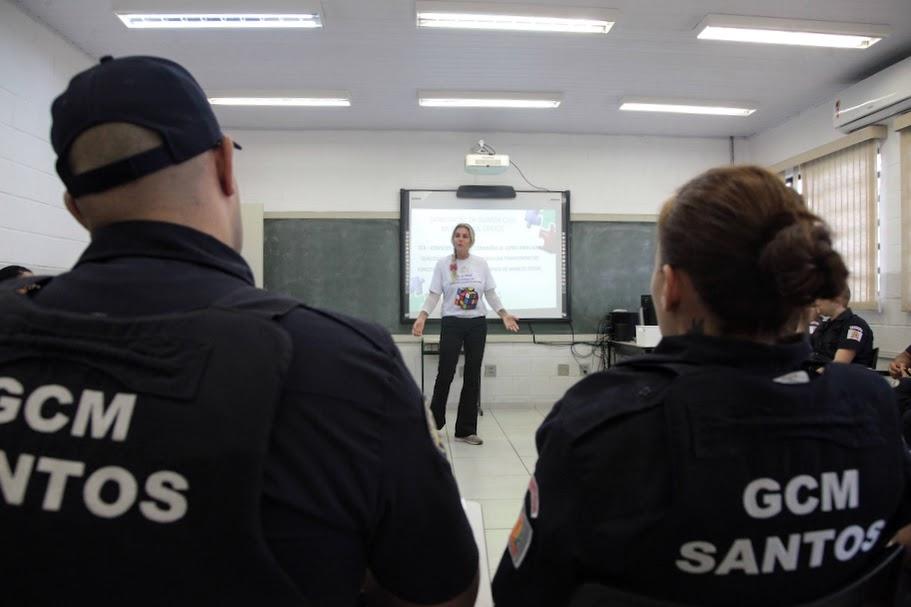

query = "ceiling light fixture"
[114,0,323,29]
[696,15,889,49]
[117,14,321,29]
[619,98,756,117]
[208,92,350,107]
[416,1,617,34]
[419,91,562,108]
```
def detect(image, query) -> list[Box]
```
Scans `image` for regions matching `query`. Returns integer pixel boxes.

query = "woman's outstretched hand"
[412,317,426,337]
[502,314,520,333]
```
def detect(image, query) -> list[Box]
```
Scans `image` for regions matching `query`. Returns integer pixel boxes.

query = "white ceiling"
[14,0,911,138]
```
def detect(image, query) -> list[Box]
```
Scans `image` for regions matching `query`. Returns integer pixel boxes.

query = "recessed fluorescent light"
[697,15,889,49]
[419,91,562,108]
[416,1,617,34]
[114,0,323,29]
[208,92,350,107]
[117,14,321,29]
[620,98,756,117]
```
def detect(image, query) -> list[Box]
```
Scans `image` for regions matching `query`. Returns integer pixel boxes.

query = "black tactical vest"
[579,356,906,606]
[0,282,308,606]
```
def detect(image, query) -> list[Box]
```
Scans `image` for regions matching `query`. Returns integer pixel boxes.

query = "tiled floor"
[438,403,552,578]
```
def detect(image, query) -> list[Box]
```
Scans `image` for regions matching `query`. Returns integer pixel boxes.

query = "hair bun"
[759,219,848,306]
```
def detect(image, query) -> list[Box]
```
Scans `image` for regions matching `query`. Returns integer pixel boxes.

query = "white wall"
[0,0,91,274]
[233,129,730,215]
[745,100,911,360]
[396,338,594,407]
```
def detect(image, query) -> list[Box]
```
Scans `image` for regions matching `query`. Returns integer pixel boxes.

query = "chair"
[870,347,880,370]
[567,546,908,607]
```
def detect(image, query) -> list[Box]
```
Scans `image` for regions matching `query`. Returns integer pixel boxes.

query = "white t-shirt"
[429,254,496,318]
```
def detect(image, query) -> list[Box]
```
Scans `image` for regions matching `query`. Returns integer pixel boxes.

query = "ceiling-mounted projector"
[465,139,509,175]
[465,153,509,175]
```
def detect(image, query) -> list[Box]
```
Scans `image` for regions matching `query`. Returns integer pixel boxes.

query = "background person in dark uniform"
[0,56,478,607]
[491,166,911,607]
[808,287,876,369]
[888,346,911,446]
[0,265,32,282]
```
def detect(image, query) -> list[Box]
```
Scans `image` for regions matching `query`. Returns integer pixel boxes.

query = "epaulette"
[556,357,699,440]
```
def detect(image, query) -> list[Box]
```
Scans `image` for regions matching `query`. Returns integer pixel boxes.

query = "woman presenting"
[413,223,519,445]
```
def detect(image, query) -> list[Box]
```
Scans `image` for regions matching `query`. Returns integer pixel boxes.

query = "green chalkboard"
[569,222,657,334]
[263,218,656,335]
[264,218,409,334]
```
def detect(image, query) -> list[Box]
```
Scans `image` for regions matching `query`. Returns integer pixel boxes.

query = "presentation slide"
[402,190,569,321]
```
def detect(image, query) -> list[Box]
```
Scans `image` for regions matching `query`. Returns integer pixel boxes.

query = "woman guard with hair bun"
[493,166,911,607]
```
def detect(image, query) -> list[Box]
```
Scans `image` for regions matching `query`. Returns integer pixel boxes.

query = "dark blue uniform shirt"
[31,220,478,606]
[492,333,911,607]
[810,308,875,368]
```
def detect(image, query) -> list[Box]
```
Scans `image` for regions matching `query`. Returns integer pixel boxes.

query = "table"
[606,340,655,368]
[462,499,493,607]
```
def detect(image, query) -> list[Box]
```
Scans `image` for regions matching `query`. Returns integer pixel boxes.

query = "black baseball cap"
[51,55,240,197]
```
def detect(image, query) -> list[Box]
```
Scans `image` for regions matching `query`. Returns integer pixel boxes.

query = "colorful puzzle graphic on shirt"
[455,287,480,310]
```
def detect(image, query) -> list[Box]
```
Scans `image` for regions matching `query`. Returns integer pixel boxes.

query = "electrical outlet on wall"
[484,364,497,377]
[557,364,570,376]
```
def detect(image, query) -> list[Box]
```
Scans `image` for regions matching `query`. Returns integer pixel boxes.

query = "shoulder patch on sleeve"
[508,507,533,569]
[846,325,864,342]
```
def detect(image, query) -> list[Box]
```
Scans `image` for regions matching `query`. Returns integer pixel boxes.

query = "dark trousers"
[430,316,487,437]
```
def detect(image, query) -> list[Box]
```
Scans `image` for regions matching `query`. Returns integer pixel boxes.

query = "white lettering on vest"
[0,450,34,505]
[743,478,781,519]
[802,529,837,568]
[0,450,189,523]
[140,471,189,523]
[834,525,865,562]
[0,378,137,442]
[821,470,859,512]
[84,466,139,518]
[743,470,859,519]
[676,542,716,574]
[71,390,136,442]
[25,385,73,434]
[761,533,801,573]
[36,456,85,511]
[677,521,884,575]
[785,475,819,516]
[862,520,885,551]
[0,377,24,423]
[714,539,759,575]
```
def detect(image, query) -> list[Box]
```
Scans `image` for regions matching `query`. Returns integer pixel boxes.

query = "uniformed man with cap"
[808,287,876,369]
[491,166,911,606]
[0,55,478,606]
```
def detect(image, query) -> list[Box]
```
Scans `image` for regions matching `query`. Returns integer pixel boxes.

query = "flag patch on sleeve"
[508,508,533,569]
[847,325,864,342]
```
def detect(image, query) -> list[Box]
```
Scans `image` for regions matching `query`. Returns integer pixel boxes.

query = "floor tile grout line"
[490,408,535,476]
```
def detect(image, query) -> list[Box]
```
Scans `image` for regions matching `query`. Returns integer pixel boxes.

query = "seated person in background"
[808,288,875,369]
[492,166,911,607]
[890,347,911,379]
[0,265,35,294]
[0,265,32,282]
[888,348,911,445]
[0,55,478,607]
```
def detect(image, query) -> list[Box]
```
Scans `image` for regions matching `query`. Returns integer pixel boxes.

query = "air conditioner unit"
[833,55,911,133]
